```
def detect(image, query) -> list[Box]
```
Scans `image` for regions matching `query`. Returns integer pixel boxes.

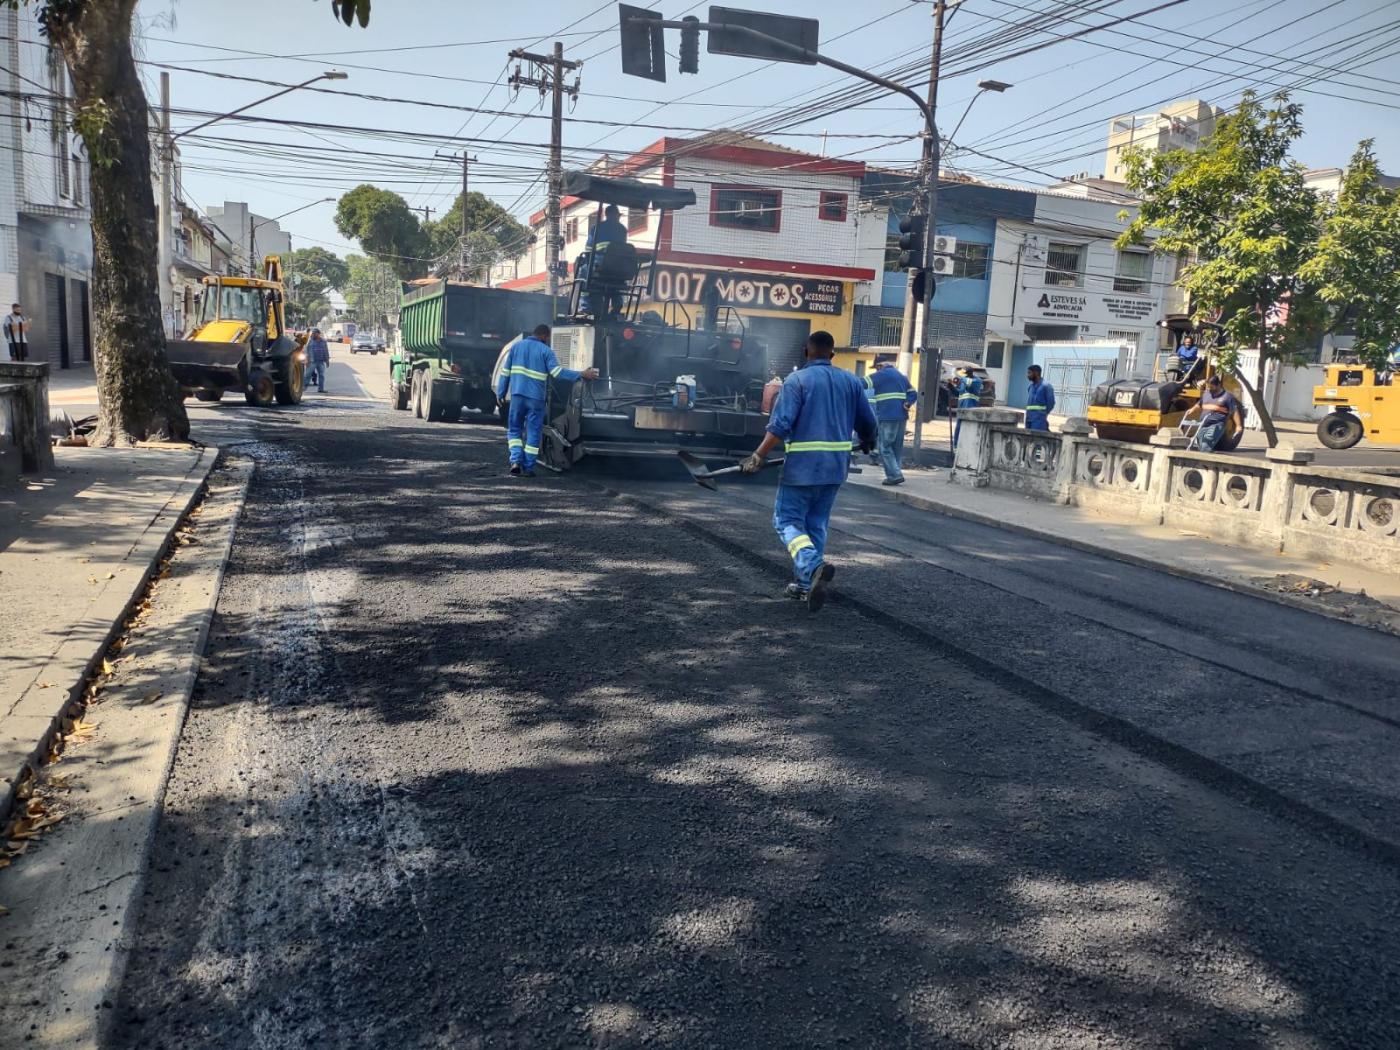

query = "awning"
[559,171,697,211]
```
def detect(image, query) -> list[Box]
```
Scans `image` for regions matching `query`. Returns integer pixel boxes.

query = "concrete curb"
[865,478,1400,634]
[1,447,216,822]
[0,454,252,1048]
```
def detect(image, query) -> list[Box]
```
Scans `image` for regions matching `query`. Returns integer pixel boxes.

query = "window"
[884,233,903,272]
[627,207,648,234]
[985,341,1006,369]
[818,191,848,222]
[71,154,83,206]
[1045,241,1085,287]
[1114,249,1152,293]
[566,218,579,243]
[710,186,781,232]
[951,242,989,280]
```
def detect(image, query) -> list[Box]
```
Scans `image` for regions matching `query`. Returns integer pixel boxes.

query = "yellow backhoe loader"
[167,255,308,407]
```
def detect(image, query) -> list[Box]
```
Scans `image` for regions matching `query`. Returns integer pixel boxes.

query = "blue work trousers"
[507,395,545,470]
[773,483,841,589]
[877,418,905,481]
[1025,412,1050,432]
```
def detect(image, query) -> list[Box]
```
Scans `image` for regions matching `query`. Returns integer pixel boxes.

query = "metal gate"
[43,272,70,369]
[747,316,810,376]
[72,279,91,363]
[1044,355,1116,417]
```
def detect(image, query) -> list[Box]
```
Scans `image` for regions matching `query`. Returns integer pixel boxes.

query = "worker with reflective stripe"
[950,367,984,448]
[1024,364,1055,431]
[867,354,918,485]
[494,324,598,477]
[739,330,878,613]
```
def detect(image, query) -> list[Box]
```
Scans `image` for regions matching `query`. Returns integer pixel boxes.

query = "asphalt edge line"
[2,447,216,822]
[95,453,253,1048]
[597,481,1400,872]
[868,480,1400,637]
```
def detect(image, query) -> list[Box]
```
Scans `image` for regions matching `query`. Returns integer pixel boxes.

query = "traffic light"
[619,4,666,82]
[679,15,700,74]
[896,213,924,270]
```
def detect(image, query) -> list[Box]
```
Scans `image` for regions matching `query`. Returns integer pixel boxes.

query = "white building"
[205,201,293,275]
[1103,99,1225,181]
[0,5,93,369]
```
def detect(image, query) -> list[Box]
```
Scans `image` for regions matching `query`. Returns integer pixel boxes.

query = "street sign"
[706,6,818,64]
[619,4,666,82]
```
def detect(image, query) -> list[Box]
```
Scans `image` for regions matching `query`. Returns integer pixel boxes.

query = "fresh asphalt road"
[109,352,1400,1049]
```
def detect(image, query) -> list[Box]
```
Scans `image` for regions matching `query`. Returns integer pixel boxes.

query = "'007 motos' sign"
[650,265,845,316]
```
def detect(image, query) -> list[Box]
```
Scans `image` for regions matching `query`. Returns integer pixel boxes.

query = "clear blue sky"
[133,0,1400,259]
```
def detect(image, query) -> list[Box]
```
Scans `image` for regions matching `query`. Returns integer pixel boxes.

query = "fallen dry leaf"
[37,682,52,689]
[100,659,114,676]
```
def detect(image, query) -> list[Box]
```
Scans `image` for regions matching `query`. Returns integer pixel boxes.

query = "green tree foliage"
[1299,141,1400,372]
[1119,93,1327,378]
[283,247,348,327]
[1121,92,1400,377]
[424,192,532,278]
[344,254,400,328]
[334,185,429,280]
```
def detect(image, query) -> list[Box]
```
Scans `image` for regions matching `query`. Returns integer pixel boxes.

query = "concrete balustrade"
[0,361,53,483]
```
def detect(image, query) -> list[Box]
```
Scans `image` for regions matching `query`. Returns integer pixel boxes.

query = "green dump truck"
[390,281,554,422]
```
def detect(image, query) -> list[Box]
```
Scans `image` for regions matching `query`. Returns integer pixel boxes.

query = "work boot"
[882,476,905,486]
[509,463,522,477]
[784,582,808,601]
[807,562,836,613]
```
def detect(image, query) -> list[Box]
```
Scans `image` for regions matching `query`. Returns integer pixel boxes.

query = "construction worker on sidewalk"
[494,324,598,477]
[1024,364,1056,431]
[950,367,983,448]
[740,330,878,613]
[867,354,917,485]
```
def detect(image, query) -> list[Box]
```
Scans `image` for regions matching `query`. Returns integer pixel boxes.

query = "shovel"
[678,451,784,491]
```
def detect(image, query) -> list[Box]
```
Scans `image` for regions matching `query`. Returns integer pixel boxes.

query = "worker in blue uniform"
[494,324,598,477]
[950,367,984,448]
[1024,364,1055,431]
[867,355,918,485]
[740,330,878,613]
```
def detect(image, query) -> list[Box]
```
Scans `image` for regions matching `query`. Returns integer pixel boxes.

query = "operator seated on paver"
[1172,334,1202,383]
[1184,372,1244,453]
[495,324,599,477]
[866,354,918,485]
[950,367,983,448]
[739,330,878,614]
[1024,363,1055,432]
[590,204,631,318]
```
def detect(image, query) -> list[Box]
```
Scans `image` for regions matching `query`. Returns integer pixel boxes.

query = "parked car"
[351,337,380,355]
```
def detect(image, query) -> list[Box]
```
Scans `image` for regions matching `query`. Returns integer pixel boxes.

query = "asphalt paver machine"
[495,170,773,471]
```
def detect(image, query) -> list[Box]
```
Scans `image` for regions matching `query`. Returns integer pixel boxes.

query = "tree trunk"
[45,0,189,445]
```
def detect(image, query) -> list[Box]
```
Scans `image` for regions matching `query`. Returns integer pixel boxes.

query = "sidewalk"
[0,445,216,813]
[851,465,1400,632]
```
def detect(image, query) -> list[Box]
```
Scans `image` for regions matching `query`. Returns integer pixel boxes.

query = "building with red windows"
[490,132,878,372]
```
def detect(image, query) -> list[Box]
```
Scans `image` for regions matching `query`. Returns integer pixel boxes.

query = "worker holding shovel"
[739,330,878,613]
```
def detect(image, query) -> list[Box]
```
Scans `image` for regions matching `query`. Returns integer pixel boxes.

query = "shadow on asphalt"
[106,403,1400,1049]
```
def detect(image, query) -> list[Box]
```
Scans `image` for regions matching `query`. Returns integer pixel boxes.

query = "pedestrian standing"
[306,328,331,393]
[867,354,917,485]
[4,303,28,362]
[494,324,598,477]
[949,367,983,448]
[1024,364,1056,431]
[1184,373,1244,452]
[740,330,878,613]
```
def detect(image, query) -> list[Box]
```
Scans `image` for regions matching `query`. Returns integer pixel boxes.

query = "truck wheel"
[411,371,425,418]
[1317,411,1363,450]
[389,378,409,411]
[274,357,305,405]
[194,389,223,403]
[245,369,276,407]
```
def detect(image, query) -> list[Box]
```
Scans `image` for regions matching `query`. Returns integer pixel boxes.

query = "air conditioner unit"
[932,235,957,255]
[931,255,955,275]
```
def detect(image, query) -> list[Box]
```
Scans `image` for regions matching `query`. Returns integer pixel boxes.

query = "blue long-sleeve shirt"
[953,374,984,408]
[495,335,582,402]
[867,364,917,421]
[767,359,878,487]
[1025,378,1055,430]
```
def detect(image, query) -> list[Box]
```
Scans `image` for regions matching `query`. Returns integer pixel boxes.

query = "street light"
[247,198,336,276]
[946,79,1012,149]
[172,71,348,142]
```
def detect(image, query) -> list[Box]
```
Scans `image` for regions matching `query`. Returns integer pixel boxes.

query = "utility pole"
[157,72,173,336]
[434,151,479,279]
[509,42,581,300]
[410,205,434,224]
[248,214,256,278]
[910,0,946,452]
